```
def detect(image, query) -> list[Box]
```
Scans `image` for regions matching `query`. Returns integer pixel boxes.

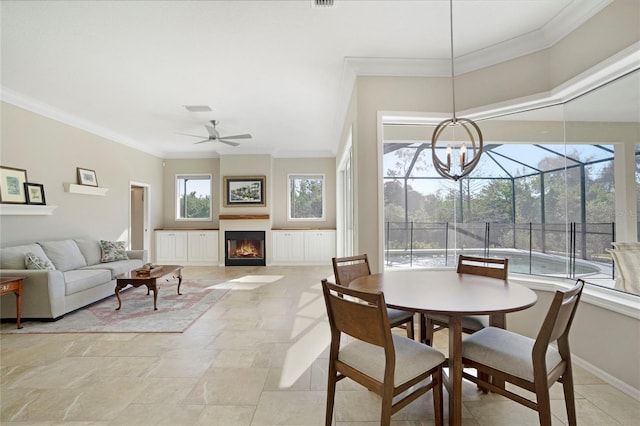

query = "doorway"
[129,182,150,252]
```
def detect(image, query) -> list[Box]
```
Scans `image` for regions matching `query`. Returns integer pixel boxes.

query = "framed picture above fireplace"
[223,175,266,207]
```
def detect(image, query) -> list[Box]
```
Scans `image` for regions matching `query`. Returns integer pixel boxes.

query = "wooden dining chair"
[321,279,445,426]
[461,279,584,426]
[332,254,415,339]
[421,255,509,345]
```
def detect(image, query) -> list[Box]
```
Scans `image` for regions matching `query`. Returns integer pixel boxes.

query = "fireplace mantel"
[219,214,270,220]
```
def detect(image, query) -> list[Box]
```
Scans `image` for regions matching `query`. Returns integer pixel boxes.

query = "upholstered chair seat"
[340,334,445,386]
[462,327,562,382]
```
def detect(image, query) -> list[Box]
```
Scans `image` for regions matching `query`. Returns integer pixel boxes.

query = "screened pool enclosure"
[382,70,640,295]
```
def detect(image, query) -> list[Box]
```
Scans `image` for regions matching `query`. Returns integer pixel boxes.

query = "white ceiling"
[0,0,613,159]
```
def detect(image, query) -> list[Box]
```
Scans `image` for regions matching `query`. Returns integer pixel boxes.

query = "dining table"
[349,269,538,426]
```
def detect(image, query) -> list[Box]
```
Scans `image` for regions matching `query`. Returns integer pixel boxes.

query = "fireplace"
[225,231,266,266]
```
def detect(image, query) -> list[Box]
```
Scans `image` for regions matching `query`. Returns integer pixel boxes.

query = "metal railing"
[384,221,616,278]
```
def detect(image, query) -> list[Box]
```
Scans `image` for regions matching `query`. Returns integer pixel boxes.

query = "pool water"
[385,249,607,276]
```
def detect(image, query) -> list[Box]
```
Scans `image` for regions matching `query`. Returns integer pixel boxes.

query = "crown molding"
[346,0,613,77]
[381,41,640,125]
[0,87,166,159]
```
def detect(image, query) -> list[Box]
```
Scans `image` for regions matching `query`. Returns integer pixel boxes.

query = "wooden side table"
[0,276,25,329]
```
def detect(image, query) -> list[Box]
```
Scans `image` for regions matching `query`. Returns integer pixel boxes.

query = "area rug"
[0,279,228,334]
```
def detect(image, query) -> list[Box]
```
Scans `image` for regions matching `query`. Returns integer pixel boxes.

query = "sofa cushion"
[39,240,87,272]
[25,252,56,270]
[1,244,51,269]
[74,239,103,266]
[63,269,112,295]
[81,259,143,279]
[100,240,129,262]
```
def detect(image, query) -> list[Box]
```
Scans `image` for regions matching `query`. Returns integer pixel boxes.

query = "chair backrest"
[533,279,584,361]
[332,254,372,287]
[457,255,509,280]
[321,278,392,349]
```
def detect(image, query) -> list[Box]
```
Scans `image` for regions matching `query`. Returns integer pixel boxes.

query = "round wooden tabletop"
[350,269,537,316]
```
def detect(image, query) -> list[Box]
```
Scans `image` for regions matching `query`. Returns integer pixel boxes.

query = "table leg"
[176,273,183,295]
[448,316,463,426]
[489,313,507,390]
[115,283,124,310]
[15,284,22,329]
[151,282,158,310]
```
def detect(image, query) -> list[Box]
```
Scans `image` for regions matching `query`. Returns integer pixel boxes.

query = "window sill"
[509,274,640,320]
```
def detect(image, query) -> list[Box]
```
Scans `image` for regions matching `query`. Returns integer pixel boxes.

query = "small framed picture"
[77,167,98,186]
[0,166,28,204]
[24,182,46,205]
[223,176,266,207]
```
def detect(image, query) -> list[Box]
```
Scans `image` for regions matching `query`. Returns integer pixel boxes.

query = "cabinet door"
[202,231,218,263]
[304,231,336,264]
[272,231,304,264]
[187,231,218,264]
[156,231,188,263]
[156,232,174,262]
[187,232,205,261]
[172,232,188,262]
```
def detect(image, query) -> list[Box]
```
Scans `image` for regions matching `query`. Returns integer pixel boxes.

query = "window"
[176,174,212,220]
[288,174,325,220]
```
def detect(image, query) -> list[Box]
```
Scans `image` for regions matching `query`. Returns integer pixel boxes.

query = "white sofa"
[0,239,147,320]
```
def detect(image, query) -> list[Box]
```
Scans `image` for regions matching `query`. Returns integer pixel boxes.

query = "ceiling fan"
[180,120,252,146]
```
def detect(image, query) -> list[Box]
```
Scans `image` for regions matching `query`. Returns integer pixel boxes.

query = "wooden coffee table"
[114,265,183,311]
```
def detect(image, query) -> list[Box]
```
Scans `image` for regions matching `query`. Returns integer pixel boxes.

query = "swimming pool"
[384,248,610,277]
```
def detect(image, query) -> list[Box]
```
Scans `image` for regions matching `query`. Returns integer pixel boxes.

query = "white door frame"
[129,181,151,254]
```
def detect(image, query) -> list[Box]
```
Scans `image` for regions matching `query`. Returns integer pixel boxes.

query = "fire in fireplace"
[225,231,266,266]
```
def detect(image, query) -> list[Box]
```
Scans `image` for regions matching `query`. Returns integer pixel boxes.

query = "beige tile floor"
[1,265,638,425]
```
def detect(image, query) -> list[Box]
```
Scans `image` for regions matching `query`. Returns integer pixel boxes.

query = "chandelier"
[431,0,483,181]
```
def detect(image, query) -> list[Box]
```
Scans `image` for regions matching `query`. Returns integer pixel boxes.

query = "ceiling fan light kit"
[431,0,484,181]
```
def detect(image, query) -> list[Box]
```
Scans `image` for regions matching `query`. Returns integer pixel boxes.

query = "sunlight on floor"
[280,287,330,387]
[229,275,284,283]
[209,274,284,290]
[279,321,330,388]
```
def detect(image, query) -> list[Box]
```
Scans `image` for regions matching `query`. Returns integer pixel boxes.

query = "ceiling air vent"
[312,0,334,8]
[184,105,212,112]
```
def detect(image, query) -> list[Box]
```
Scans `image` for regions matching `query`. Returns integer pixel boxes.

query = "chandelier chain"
[449,0,456,121]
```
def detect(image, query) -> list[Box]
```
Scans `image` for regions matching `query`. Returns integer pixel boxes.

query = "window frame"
[287,173,326,221]
[175,173,213,221]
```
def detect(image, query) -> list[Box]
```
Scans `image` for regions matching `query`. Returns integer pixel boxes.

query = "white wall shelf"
[0,204,57,216]
[64,183,109,196]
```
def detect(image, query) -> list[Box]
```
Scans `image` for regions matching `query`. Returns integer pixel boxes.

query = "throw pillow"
[25,252,56,270]
[100,240,129,262]
[38,240,87,271]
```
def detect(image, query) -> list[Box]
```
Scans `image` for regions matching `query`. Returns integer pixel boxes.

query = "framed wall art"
[77,167,98,186]
[0,166,28,204]
[24,182,46,205]
[223,176,266,207]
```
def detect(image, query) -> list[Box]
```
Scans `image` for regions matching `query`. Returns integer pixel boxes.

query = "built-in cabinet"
[271,229,336,265]
[186,231,218,263]
[303,230,336,263]
[272,231,305,264]
[155,230,218,265]
[156,229,334,266]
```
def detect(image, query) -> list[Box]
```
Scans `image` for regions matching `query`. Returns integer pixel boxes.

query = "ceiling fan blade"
[194,139,212,144]
[219,133,252,140]
[219,139,241,147]
[178,132,207,138]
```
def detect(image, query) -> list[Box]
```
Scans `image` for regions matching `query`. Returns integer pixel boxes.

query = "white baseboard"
[572,354,640,401]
